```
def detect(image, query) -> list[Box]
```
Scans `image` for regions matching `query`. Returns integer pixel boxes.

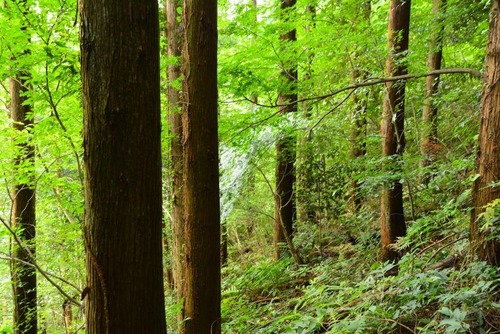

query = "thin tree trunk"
[421,0,446,184]
[297,3,316,225]
[181,0,221,333]
[274,0,300,261]
[470,0,500,266]
[9,0,37,330]
[380,0,411,262]
[80,0,167,332]
[10,68,37,334]
[165,0,184,325]
[62,300,72,334]
[348,1,371,213]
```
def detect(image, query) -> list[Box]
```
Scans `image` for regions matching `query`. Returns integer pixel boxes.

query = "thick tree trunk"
[80,1,167,333]
[470,0,500,266]
[165,0,184,323]
[274,0,298,260]
[10,71,37,334]
[380,0,411,262]
[181,0,221,333]
[421,0,446,183]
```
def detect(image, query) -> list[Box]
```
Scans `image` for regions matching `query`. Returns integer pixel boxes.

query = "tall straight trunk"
[10,69,37,334]
[181,0,221,333]
[421,0,446,183]
[274,0,299,260]
[348,1,371,213]
[470,0,500,266]
[380,0,411,262]
[9,0,37,331]
[80,0,167,332]
[297,3,316,224]
[165,0,184,320]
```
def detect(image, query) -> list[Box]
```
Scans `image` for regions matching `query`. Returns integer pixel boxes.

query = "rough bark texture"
[10,71,37,334]
[165,0,184,323]
[380,0,411,262]
[80,1,167,333]
[421,0,446,182]
[181,0,221,333]
[274,0,298,260]
[470,0,500,266]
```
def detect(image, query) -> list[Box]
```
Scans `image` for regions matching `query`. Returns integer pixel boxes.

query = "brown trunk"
[9,1,37,329]
[80,0,167,333]
[380,0,411,262]
[470,0,500,266]
[165,0,184,323]
[181,0,221,333]
[274,0,299,261]
[63,300,72,334]
[297,4,316,224]
[10,70,37,334]
[349,1,371,213]
[221,222,228,267]
[421,0,446,183]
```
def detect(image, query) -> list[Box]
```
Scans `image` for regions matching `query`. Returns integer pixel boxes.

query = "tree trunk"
[181,0,221,333]
[62,300,72,334]
[80,1,167,332]
[470,0,500,267]
[380,0,411,262]
[297,3,316,225]
[274,0,299,261]
[348,1,371,213]
[9,1,37,330]
[421,0,446,184]
[10,66,37,334]
[165,0,185,324]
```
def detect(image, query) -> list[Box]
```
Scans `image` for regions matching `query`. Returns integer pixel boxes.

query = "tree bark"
[470,0,500,267]
[380,0,411,262]
[181,0,221,333]
[421,0,446,184]
[9,0,37,330]
[10,67,37,334]
[348,1,371,213]
[297,3,316,225]
[274,0,299,261]
[165,0,184,324]
[80,0,167,332]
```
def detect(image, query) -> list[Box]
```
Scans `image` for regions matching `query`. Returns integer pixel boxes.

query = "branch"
[246,68,482,108]
[227,68,482,138]
[0,216,81,306]
[0,253,81,293]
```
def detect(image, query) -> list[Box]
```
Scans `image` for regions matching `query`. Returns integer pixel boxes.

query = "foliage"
[1,0,498,332]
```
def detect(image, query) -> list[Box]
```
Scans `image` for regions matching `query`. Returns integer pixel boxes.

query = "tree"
[165,0,184,319]
[274,0,299,261]
[470,0,500,267]
[79,0,167,332]
[380,0,411,262]
[181,0,221,333]
[348,1,371,213]
[10,46,37,334]
[421,0,446,183]
[9,0,37,331]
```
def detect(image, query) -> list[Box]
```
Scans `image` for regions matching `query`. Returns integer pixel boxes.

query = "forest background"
[0,0,499,333]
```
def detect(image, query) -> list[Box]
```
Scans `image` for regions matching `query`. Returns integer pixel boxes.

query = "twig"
[424,237,467,269]
[0,216,81,306]
[0,253,81,292]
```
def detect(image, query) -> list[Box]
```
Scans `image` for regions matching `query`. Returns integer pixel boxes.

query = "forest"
[0,0,499,333]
